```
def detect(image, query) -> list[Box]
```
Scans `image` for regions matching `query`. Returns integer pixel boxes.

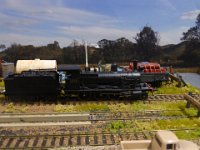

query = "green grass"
[130,101,186,111]
[154,82,200,94]
[3,102,29,113]
[54,103,110,112]
[0,81,4,88]
[160,109,197,117]
[54,101,198,118]
[109,101,196,112]
[174,67,199,73]
[105,118,200,140]
[155,118,200,130]
[175,129,200,140]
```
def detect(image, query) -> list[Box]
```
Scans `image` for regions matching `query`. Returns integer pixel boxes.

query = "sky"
[0,0,200,47]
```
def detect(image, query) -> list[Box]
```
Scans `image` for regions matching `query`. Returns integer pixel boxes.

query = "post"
[133,60,138,72]
[184,93,200,117]
[186,101,190,108]
[85,41,88,68]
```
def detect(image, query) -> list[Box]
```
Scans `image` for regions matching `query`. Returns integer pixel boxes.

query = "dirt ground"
[0,101,56,113]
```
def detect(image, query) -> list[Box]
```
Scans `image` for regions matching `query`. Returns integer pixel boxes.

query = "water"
[180,73,200,89]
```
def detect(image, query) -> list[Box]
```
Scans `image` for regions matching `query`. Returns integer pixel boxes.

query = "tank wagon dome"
[16,59,57,74]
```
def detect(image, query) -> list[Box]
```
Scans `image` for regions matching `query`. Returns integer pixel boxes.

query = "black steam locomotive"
[63,65,150,99]
[4,65,151,100]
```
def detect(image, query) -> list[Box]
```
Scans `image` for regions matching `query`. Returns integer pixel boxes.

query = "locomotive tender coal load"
[4,59,152,100]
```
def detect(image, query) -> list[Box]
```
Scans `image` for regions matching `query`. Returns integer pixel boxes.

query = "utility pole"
[84,41,88,68]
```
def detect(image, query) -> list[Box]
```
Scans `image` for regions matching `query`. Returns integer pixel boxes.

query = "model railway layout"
[0,59,199,150]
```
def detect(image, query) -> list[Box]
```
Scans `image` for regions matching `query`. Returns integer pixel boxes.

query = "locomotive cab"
[58,65,81,90]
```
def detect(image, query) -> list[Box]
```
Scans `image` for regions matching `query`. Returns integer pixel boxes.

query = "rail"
[169,73,187,87]
[0,128,199,149]
[1,94,199,103]
[0,110,195,125]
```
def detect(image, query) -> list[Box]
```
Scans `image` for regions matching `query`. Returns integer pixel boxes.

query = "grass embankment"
[105,119,200,140]
[0,80,5,101]
[54,101,197,116]
[154,82,200,94]
[2,103,29,113]
[0,80,4,87]
[174,67,200,73]
[2,100,197,116]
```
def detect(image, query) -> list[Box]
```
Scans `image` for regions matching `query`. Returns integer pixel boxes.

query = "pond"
[180,73,200,89]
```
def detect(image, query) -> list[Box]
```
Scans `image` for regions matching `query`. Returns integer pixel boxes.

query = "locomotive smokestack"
[133,60,138,72]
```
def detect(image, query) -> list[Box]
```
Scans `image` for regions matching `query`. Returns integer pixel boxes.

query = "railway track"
[3,94,195,105]
[0,110,194,126]
[89,110,193,121]
[190,94,200,103]
[192,94,200,100]
[0,129,199,149]
[56,94,187,106]
[147,94,185,101]
[69,94,198,101]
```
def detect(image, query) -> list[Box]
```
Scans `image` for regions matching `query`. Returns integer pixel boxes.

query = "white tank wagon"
[16,59,57,74]
[120,130,199,150]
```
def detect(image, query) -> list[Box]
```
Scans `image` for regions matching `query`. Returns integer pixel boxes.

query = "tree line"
[0,26,162,65]
[0,14,200,66]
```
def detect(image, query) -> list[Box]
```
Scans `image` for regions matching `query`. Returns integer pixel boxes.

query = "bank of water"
[180,73,200,89]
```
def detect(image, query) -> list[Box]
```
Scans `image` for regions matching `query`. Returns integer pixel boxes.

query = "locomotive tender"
[4,59,151,100]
